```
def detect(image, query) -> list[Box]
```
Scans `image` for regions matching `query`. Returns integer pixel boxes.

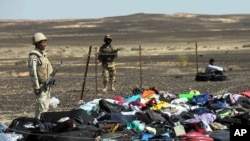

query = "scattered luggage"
[5,87,250,141]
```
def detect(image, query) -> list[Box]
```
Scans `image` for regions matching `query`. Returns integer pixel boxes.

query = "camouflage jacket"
[98,44,117,63]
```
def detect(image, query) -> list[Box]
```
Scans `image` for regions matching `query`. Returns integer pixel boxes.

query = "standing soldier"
[96,35,119,92]
[28,32,53,119]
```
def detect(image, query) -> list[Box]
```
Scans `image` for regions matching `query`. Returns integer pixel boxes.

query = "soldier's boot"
[102,84,108,92]
[110,83,116,91]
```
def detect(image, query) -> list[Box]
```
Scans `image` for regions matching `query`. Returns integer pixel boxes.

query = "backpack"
[195,73,210,81]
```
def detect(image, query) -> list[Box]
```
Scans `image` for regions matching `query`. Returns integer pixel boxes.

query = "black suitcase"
[195,72,228,81]
[195,73,210,81]
[40,109,93,125]
[6,117,40,141]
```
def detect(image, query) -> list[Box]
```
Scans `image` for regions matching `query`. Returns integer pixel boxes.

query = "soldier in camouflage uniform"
[96,35,119,92]
[28,32,53,119]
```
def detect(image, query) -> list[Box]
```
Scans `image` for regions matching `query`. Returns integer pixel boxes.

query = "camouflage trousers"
[35,87,51,119]
[102,62,116,84]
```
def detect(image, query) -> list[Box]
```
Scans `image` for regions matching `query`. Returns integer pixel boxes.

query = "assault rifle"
[43,60,63,90]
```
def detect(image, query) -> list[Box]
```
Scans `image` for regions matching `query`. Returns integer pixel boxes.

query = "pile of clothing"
[3,87,250,141]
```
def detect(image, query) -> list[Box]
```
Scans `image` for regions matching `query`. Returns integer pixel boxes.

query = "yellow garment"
[151,101,168,110]
[189,89,200,95]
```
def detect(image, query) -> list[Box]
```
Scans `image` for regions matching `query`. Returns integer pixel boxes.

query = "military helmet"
[32,32,47,45]
[104,34,112,42]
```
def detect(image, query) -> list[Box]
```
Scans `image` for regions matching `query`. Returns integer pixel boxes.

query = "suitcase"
[195,72,228,81]
[6,117,40,141]
[195,73,210,81]
[40,109,93,125]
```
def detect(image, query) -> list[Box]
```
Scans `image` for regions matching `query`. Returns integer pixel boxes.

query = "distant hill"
[1,13,250,48]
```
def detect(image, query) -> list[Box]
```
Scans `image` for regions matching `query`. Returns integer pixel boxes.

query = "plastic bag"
[49,97,60,108]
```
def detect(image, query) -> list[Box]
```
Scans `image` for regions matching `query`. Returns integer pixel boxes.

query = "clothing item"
[98,44,117,63]
[102,62,116,84]
[35,87,51,119]
[28,49,53,89]
[205,64,223,74]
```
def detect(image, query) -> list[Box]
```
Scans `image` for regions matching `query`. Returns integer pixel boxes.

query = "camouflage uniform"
[98,36,118,92]
[28,33,53,119]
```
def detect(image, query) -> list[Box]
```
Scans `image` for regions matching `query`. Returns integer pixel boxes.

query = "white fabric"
[0,133,23,141]
[205,64,223,74]
[170,97,188,104]
[49,97,60,108]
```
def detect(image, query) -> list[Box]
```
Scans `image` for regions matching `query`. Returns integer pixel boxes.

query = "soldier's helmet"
[104,34,112,42]
[32,32,47,45]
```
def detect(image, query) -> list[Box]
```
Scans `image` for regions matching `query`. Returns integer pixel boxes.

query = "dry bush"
[14,60,26,65]
[228,65,242,71]
[165,68,182,75]
[168,47,176,50]
[177,54,188,66]
[131,47,143,51]
[242,44,250,48]
[184,47,193,50]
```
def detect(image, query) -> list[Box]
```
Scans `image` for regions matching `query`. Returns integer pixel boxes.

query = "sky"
[1,0,250,20]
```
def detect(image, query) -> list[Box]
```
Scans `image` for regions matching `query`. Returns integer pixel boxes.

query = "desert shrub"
[3,49,13,53]
[177,54,188,66]
[184,47,193,50]
[15,60,26,65]
[131,47,143,51]
[165,68,182,75]
[228,65,242,71]
[117,47,125,51]
[148,48,158,50]
[60,48,66,52]
[56,50,63,57]
[242,44,250,48]
[168,47,176,50]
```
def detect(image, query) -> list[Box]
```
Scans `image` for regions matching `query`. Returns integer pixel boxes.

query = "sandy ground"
[0,44,249,124]
[1,13,250,126]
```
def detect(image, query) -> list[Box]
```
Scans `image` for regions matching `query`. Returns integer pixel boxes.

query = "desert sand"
[1,13,250,125]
